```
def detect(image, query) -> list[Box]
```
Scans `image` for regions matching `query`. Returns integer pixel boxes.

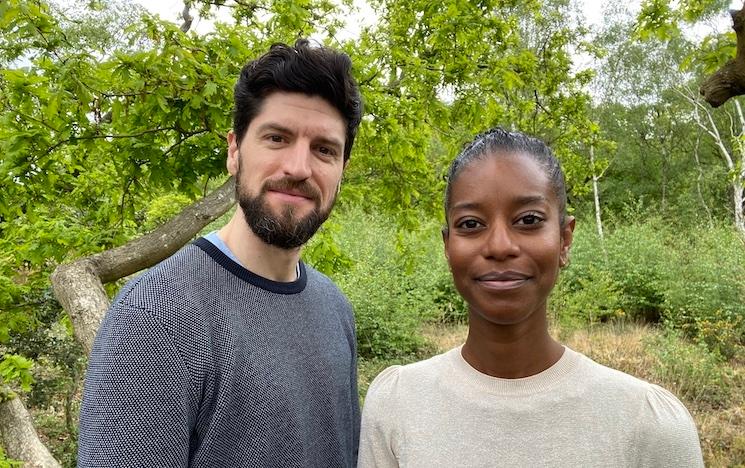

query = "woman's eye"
[457,219,481,229]
[517,214,544,226]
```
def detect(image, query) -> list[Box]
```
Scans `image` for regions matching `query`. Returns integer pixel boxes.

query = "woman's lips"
[476,271,531,290]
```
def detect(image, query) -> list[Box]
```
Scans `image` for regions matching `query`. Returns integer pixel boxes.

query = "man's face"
[227,92,347,249]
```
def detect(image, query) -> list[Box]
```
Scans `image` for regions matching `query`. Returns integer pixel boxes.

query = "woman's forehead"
[451,151,552,197]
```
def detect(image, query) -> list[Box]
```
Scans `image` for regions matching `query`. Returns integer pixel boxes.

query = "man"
[78,39,363,467]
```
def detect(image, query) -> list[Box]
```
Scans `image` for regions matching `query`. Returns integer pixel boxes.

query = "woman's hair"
[232,38,363,162]
[444,127,568,227]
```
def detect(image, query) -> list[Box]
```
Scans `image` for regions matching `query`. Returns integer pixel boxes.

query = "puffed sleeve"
[635,384,704,467]
[357,365,403,468]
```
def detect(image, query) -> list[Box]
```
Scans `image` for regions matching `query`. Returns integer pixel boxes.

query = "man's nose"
[281,142,312,180]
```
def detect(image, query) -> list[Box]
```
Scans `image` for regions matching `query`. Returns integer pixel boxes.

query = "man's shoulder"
[105,242,217,329]
[302,263,350,303]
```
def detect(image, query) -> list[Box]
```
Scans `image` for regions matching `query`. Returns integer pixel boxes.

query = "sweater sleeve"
[78,301,199,467]
[357,365,403,468]
[634,384,704,468]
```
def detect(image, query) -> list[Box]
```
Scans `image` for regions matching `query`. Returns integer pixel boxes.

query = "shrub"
[602,219,673,322]
[645,329,734,408]
[659,225,745,359]
[551,226,624,327]
[306,208,449,359]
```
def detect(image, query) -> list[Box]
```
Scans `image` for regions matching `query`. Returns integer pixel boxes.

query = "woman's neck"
[461,312,563,379]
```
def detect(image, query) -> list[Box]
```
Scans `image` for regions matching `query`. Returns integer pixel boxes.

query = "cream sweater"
[358,346,703,468]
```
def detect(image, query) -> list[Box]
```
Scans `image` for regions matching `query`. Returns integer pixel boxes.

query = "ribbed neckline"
[446,345,582,396]
[192,237,307,295]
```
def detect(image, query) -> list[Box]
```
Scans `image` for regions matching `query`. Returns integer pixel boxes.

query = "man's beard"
[236,167,335,250]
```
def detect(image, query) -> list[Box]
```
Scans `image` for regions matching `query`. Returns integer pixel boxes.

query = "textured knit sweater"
[358,346,703,468]
[78,237,359,467]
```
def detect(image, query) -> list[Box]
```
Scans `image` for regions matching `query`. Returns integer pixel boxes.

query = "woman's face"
[443,152,574,328]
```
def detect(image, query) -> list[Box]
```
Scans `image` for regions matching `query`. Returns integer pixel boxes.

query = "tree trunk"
[732,101,745,239]
[700,5,745,107]
[692,129,714,226]
[51,177,235,353]
[2,177,235,466]
[0,394,60,468]
[590,145,606,252]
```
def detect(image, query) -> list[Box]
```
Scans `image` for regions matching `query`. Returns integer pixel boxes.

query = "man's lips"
[268,189,313,201]
[475,271,531,290]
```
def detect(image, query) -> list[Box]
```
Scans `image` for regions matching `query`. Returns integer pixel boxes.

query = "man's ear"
[227,131,240,176]
[559,216,576,267]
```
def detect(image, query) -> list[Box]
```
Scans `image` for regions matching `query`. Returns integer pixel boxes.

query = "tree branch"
[700,4,745,107]
[180,4,194,33]
[51,176,235,354]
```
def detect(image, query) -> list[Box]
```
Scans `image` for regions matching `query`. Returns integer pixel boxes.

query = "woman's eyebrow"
[513,195,549,206]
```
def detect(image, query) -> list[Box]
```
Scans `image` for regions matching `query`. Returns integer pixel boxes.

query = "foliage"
[552,226,624,327]
[0,354,34,399]
[636,0,732,40]
[0,448,22,468]
[661,225,745,359]
[645,328,734,408]
[318,208,449,359]
[551,217,744,360]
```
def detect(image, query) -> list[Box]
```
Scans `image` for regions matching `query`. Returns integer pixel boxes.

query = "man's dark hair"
[233,38,363,162]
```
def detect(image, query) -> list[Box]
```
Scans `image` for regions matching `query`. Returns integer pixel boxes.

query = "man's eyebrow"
[314,135,344,150]
[254,123,344,149]
[255,122,293,134]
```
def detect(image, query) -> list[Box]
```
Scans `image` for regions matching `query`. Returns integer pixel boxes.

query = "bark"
[700,5,745,107]
[733,101,745,237]
[692,128,714,226]
[51,176,235,353]
[0,394,60,468]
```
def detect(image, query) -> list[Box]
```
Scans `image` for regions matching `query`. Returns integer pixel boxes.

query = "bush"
[645,329,734,408]
[306,208,450,359]
[602,220,673,322]
[551,226,624,327]
[552,218,744,360]
[659,226,745,360]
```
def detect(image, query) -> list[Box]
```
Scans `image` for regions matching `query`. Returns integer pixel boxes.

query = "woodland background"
[0,0,743,466]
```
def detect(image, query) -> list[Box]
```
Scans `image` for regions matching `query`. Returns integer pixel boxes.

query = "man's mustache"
[261,178,321,202]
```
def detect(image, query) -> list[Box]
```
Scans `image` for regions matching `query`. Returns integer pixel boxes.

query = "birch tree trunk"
[590,145,605,242]
[681,89,745,239]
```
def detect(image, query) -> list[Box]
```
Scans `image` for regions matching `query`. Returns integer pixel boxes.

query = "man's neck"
[218,211,301,282]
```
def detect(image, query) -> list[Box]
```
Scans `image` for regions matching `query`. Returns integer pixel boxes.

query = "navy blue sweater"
[78,238,359,467]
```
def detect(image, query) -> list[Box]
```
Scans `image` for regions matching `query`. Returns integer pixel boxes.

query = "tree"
[637,0,745,107]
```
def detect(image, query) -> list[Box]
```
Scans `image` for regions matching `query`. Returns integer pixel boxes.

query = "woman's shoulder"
[366,348,456,396]
[572,356,698,442]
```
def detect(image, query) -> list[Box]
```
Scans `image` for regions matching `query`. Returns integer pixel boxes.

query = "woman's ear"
[559,216,576,267]
[442,226,450,261]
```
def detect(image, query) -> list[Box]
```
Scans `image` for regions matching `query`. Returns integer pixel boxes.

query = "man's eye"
[319,146,334,155]
[268,135,284,143]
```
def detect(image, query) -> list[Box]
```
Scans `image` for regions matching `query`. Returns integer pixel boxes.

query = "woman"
[357,128,703,467]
